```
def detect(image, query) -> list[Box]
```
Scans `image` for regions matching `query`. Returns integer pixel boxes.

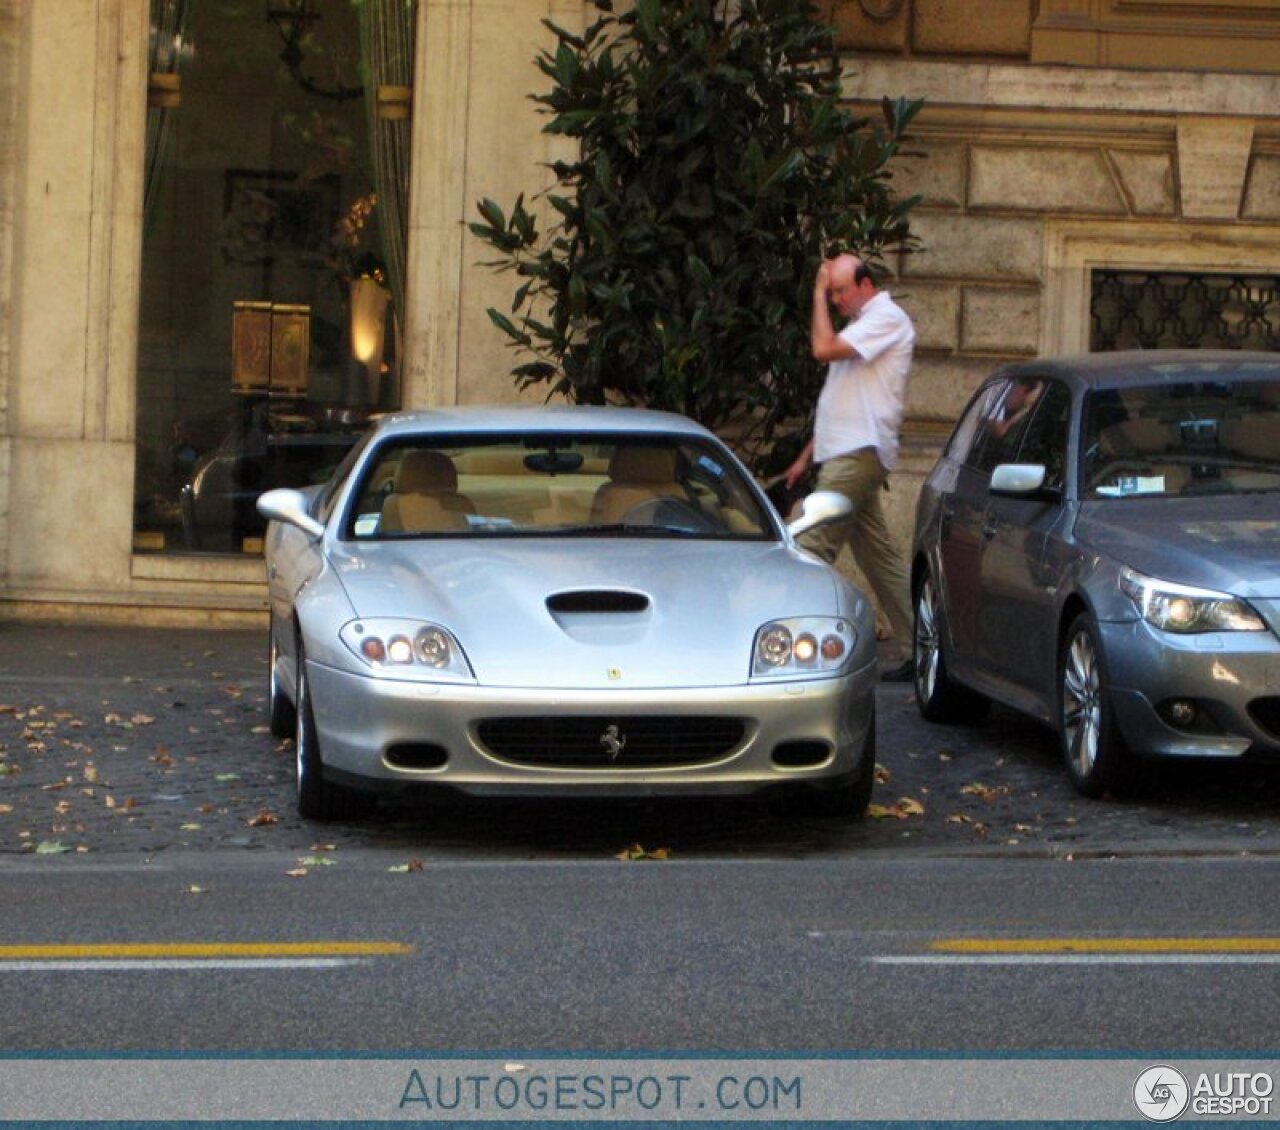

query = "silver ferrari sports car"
[257,406,879,820]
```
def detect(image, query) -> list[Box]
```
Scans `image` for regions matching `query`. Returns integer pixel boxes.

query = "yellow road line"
[932,937,1280,954]
[0,941,412,960]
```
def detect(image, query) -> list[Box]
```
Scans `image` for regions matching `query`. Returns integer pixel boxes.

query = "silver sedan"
[911,350,1280,796]
[258,406,878,820]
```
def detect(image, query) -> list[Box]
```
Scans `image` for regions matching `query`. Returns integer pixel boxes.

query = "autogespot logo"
[1134,1065,1190,1122]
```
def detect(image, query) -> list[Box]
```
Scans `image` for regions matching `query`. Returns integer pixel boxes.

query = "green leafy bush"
[470,0,921,469]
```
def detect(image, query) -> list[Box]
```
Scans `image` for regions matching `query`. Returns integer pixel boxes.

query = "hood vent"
[546,590,650,614]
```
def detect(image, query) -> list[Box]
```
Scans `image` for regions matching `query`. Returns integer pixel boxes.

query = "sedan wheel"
[267,620,296,739]
[1059,612,1130,798]
[913,572,989,723]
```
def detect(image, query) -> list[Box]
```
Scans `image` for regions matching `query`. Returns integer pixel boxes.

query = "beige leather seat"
[589,447,681,524]
[380,451,474,533]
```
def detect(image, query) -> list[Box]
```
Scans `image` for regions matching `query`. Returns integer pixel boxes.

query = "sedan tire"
[1058,612,1131,798]
[913,571,990,724]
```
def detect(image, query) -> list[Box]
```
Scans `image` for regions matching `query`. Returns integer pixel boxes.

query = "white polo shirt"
[812,290,915,471]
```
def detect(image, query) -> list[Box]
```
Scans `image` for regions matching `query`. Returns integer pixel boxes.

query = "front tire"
[267,618,296,740]
[793,707,877,819]
[1058,612,1131,798]
[913,571,990,723]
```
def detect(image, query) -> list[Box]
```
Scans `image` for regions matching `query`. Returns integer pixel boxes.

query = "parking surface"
[2,623,1279,861]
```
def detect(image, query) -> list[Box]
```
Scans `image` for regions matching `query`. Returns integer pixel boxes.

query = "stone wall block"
[1177,117,1254,220]
[1242,154,1280,220]
[903,213,1044,283]
[961,287,1040,354]
[906,355,1003,422]
[970,146,1125,214]
[892,142,965,210]
[898,282,960,352]
[7,439,134,590]
[823,0,908,52]
[1108,149,1176,216]
[913,0,1033,57]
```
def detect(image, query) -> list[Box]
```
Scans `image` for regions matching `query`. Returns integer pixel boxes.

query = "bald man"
[785,254,916,681]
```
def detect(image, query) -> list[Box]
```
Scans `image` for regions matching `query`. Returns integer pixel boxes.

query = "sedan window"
[971,377,1047,475]
[946,379,1008,466]
[1082,378,1280,499]
[1011,381,1072,493]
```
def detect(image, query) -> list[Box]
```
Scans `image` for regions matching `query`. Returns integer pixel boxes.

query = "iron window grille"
[1091,270,1280,352]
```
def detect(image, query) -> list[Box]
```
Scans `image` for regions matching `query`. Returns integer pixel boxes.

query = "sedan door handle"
[982,520,999,540]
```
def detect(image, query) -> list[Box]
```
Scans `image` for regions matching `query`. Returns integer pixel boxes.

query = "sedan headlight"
[751,617,856,678]
[339,619,475,681]
[1119,568,1265,633]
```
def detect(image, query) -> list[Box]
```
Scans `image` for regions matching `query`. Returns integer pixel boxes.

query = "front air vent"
[546,590,650,614]
[477,716,745,768]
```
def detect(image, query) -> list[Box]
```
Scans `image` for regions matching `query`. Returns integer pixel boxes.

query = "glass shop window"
[133,0,416,555]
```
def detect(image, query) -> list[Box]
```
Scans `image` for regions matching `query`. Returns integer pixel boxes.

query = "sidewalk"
[1,622,1278,862]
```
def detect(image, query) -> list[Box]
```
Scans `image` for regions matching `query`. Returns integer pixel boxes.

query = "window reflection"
[134,0,414,556]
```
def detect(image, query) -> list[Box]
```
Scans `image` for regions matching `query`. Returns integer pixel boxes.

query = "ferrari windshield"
[344,433,775,540]
[1081,376,1280,500]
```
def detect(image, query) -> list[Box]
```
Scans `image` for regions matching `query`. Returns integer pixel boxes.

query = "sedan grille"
[476,716,746,768]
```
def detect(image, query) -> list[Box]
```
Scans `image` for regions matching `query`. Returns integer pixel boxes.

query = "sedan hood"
[1076,494,1280,599]
[326,538,846,688]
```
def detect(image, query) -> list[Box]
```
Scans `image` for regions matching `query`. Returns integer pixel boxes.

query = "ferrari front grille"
[475,715,746,768]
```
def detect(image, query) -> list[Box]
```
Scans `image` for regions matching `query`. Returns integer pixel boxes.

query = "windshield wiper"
[556,523,704,537]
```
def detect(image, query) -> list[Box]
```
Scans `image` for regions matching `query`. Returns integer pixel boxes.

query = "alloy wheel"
[1062,629,1101,779]
[914,577,941,704]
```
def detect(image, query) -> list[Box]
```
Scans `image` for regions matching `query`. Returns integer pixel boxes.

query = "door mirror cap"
[787,490,854,538]
[256,488,326,540]
[990,463,1048,496]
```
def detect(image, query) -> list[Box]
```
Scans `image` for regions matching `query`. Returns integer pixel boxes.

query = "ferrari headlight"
[751,617,856,678]
[340,620,475,681]
[1119,568,1265,633]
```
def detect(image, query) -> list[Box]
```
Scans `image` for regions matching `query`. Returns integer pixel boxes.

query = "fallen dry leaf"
[615,843,670,861]
[867,797,925,820]
[247,810,279,827]
[388,859,426,873]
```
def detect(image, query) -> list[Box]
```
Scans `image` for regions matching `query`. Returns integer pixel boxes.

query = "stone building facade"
[1,0,1278,624]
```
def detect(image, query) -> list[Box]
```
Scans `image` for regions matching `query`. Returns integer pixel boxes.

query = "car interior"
[347,437,772,538]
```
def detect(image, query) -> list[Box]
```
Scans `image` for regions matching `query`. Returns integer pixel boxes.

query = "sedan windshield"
[1081,377,1280,500]
[344,434,774,540]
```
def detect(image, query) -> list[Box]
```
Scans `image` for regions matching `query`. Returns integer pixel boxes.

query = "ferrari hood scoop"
[546,590,650,614]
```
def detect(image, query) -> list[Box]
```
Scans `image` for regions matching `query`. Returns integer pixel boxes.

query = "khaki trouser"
[797,448,912,657]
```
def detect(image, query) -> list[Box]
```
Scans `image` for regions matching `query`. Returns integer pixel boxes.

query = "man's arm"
[811,263,857,363]
[784,438,815,490]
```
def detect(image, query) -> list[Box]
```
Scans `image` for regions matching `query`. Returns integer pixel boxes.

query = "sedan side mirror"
[257,487,326,540]
[787,490,853,538]
[990,463,1059,500]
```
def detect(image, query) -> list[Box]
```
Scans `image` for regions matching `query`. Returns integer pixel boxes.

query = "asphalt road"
[3,853,1279,1051]
[2,623,1279,861]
